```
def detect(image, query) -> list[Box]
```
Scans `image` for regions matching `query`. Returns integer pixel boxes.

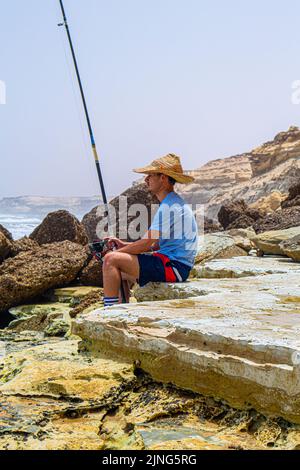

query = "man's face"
[144,173,163,194]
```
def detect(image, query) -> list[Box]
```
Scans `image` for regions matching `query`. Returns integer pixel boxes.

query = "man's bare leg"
[103,251,139,300]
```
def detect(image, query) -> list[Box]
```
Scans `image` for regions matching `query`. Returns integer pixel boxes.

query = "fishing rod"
[58,0,127,303]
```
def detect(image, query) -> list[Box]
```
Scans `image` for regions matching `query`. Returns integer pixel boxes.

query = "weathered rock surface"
[225,228,256,252]
[78,258,103,287]
[2,332,297,449]
[0,232,12,262]
[69,290,103,318]
[73,268,300,424]
[44,286,102,304]
[196,233,248,264]
[280,234,300,262]
[0,241,87,312]
[250,226,300,256]
[133,281,208,302]
[218,200,264,230]
[253,207,300,233]
[0,223,13,241]
[8,303,71,334]
[250,126,300,176]
[178,127,300,221]
[282,181,300,208]
[10,236,39,257]
[30,210,88,246]
[204,218,223,233]
[82,183,159,242]
[249,191,286,213]
[192,255,300,279]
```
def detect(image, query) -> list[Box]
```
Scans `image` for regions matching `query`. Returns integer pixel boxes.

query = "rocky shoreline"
[1,127,300,449]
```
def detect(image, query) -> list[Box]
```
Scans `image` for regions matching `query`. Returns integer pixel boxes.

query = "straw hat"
[133,154,194,184]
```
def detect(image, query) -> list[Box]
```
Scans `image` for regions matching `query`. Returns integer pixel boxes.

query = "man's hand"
[104,237,127,250]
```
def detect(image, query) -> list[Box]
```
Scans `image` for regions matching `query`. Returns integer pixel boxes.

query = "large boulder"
[282,182,300,208]
[0,232,12,262]
[133,281,208,302]
[280,234,300,262]
[0,223,13,241]
[249,191,286,213]
[253,207,300,233]
[225,227,256,252]
[218,200,264,230]
[10,236,39,257]
[0,241,88,312]
[204,217,223,233]
[30,210,88,246]
[195,233,248,264]
[78,258,103,287]
[82,183,159,242]
[250,226,300,256]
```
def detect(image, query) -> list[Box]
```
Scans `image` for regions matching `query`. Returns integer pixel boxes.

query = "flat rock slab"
[133,281,209,302]
[192,255,300,278]
[73,271,300,424]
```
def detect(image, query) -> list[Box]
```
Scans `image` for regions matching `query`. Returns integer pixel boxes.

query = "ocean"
[0,214,42,239]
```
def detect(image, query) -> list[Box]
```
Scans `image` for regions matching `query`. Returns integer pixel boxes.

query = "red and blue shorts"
[137,253,191,287]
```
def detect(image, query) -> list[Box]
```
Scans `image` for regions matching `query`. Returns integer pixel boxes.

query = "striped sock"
[103,296,119,307]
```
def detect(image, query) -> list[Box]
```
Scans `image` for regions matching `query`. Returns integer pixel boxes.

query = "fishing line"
[58,23,99,198]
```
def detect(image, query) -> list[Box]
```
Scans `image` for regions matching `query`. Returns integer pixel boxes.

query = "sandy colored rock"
[10,236,39,257]
[0,241,87,312]
[2,333,298,450]
[133,281,208,302]
[0,232,12,262]
[30,210,88,246]
[196,233,247,264]
[249,191,286,213]
[46,285,102,304]
[225,228,255,252]
[280,234,300,262]
[8,302,71,333]
[178,127,300,221]
[73,268,300,424]
[250,226,300,255]
[192,255,300,279]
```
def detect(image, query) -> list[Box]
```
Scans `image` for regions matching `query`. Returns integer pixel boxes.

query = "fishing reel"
[88,239,116,262]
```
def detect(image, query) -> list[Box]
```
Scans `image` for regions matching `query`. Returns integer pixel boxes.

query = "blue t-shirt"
[149,192,198,267]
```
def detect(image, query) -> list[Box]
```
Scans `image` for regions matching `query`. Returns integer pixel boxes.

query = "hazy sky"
[1,0,300,198]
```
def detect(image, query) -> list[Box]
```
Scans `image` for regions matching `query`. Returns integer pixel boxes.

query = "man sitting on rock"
[102,154,199,307]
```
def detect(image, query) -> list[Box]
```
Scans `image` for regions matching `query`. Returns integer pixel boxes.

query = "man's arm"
[116,230,160,255]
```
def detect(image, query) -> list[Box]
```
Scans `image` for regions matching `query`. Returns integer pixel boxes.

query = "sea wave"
[0,214,41,239]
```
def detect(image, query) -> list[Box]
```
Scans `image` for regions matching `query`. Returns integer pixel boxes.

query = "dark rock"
[282,182,300,208]
[10,237,39,257]
[253,206,300,234]
[0,224,13,241]
[226,215,255,230]
[70,291,103,318]
[0,233,12,263]
[0,241,88,312]
[78,258,103,287]
[204,218,223,233]
[218,200,264,230]
[30,210,88,246]
[82,183,159,242]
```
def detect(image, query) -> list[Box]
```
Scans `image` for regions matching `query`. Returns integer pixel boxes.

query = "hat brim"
[133,166,194,184]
